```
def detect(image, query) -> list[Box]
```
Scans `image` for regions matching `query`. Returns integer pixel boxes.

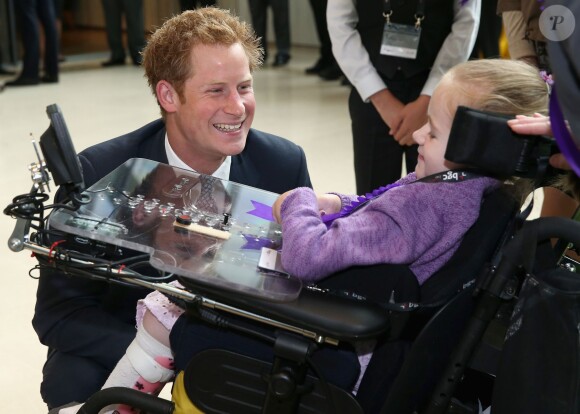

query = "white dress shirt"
[164,134,231,180]
[327,0,481,101]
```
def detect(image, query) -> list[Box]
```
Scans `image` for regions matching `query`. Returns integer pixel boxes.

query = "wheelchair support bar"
[78,387,174,414]
[263,333,315,413]
[21,241,341,346]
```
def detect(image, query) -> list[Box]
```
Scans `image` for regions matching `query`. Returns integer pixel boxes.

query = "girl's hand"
[272,192,342,224]
[317,194,342,217]
[272,190,294,223]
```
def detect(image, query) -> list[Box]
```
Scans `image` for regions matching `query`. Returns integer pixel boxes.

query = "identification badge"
[258,247,288,276]
[380,22,421,59]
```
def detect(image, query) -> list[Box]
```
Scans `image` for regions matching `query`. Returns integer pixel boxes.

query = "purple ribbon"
[241,234,279,250]
[550,88,580,177]
[247,200,274,222]
[321,182,401,227]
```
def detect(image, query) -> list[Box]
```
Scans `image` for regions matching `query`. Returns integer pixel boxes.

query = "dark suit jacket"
[32,119,312,373]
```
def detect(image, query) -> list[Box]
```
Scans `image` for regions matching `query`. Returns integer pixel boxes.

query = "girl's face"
[413,80,464,179]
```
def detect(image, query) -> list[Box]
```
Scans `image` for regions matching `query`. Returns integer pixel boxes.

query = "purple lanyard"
[321,181,402,227]
[550,87,580,177]
[321,170,481,228]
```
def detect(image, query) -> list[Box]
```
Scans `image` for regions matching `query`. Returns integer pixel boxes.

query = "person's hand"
[507,113,572,171]
[316,194,342,217]
[369,88,405,130]
[272,190,294,224]
[390,95,430,146]
[507,113,552,136]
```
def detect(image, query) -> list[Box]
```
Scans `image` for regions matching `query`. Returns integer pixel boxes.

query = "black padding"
[183,349,363,414]
[378,288,476,414]
[356,188,519,413]
[317,263,419,304]
[180,282,393,341]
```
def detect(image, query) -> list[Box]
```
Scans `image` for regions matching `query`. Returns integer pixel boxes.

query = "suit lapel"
[230,151,260,187]
[229,129,261,186]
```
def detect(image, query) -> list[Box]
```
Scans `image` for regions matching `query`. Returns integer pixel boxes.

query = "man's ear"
[156,80,179,114]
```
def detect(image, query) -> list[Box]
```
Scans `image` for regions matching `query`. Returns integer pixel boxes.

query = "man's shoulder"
[80,119,165,158]
[244,128,304,156]
[78,119,166,187]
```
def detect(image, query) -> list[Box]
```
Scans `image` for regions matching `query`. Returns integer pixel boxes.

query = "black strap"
[383,0,426,19]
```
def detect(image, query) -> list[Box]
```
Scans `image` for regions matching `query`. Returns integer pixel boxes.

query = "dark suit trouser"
[471,0,501,58]
[349,71,429,195]
[101,0,145,63]
[179,0,216,10]
[170,311,360,392]
[41,348,113,409]
[14,0,59,79]
[248,0,290,58]
[308,0,334,65]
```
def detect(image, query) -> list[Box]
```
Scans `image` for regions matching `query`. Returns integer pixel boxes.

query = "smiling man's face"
[163,42,256,173]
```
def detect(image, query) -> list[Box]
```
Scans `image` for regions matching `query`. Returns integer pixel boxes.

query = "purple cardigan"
[279,173,500,285]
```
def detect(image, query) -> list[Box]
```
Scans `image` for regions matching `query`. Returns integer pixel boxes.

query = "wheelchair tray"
[48,158,302,302]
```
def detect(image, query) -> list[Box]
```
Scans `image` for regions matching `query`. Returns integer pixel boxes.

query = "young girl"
[272,58,549,285]
[56,59,549,413]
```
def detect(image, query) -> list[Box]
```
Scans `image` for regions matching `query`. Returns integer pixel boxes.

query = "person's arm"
[390,0,480,145]
[421,0,480,96]
[502,10,538,64]
[277,187,440,281]
[273,191,342,223]
[327,0,404,128]
[327,0,385,101]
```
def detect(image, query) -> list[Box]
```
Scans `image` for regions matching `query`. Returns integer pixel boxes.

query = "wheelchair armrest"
[181,281,393,342]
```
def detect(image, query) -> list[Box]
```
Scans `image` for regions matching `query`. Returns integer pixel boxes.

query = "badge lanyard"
[381,0,425,60]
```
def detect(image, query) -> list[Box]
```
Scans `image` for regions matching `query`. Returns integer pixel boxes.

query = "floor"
[0,39,543,412]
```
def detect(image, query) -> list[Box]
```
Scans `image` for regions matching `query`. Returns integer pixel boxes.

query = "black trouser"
[14,0,59,79]
[179,0,216,11]
[170,311,360,390]
[349,70,429,194]
[101,0,145,64]
[308,0,334,65]
[248,0,290,58]
[470,0,502,59]
[41,349,114,409]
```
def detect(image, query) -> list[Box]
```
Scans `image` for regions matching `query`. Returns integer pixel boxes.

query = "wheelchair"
[6,104,578,414]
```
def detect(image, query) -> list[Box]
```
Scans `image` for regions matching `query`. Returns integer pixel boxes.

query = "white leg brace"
[98,323,174,414]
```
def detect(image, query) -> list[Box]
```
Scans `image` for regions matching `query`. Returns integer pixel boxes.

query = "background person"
[327,0,480,194]
[498,0,578,221]
[4,0,59,86]
[248,0,291,66]
[100,0,145,66]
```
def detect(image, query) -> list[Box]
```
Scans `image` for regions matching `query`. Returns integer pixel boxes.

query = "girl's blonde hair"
[443,59,550,203]
[444,59,549,117]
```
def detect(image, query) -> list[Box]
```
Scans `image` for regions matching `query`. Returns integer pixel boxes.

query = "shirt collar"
[164,133,231,180]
